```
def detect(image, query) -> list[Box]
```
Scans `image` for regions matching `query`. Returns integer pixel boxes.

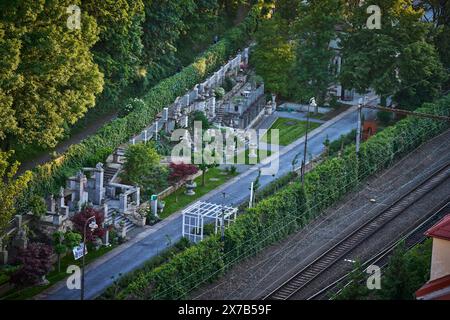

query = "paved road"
[41,105,371,300]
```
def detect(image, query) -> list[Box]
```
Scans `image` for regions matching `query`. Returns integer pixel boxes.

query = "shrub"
[121,144,169,196]
[29,195,47,217]
[10,243,53,287]
[214,87,226,99]
[223,77,235,92]
[191,111,210,130]
[168,162,199,184]
[118,98,146,118]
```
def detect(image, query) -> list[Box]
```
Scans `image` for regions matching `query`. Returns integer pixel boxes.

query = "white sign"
[72,243,87,261]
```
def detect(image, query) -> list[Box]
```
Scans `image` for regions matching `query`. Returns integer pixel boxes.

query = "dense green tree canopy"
[0,0,104,149]
[83,0,145,102]
[121,143,169,196]
[251,16,295,97]
[290,0,343,105]
[339,0,446,107]
[0,151,31,233]
[142,0,196,83]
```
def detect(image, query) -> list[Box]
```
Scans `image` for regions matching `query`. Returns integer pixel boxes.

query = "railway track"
[262,161,450,300]
[307,199,450,300]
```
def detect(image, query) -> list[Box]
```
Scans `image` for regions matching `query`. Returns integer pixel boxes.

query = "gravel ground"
[190,129,450,300]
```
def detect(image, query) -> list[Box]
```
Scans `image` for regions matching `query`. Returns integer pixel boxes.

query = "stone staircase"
[105,208,136,233]
[104,166,119,183]
[214,102,226,125]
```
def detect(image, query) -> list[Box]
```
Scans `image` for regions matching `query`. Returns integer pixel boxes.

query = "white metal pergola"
[182,201,238,243]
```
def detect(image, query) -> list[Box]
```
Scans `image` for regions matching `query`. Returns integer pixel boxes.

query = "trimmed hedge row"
[16,7,261,213]
[119,95,449,300]
[124,234,224,300]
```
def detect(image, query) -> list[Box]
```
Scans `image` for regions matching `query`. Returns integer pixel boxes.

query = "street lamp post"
[221,192,226,242]
[356,98,363,156]
[301,98,316,186]
[81,216,98,301]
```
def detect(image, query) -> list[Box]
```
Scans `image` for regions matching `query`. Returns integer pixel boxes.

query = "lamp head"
[89,218,98,231]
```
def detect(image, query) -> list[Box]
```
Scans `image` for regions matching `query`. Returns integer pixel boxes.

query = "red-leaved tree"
[11,243,53,287]
[71,207,105,243]
[168,162,199,184]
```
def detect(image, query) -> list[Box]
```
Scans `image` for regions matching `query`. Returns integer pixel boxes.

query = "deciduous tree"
[0,0,104,149]
[0,151,31,233]
[71,207,105,243]
[340,0,445,108]
[121,143,169,196]
[290,0,343,106]
[252,16,295,98]
[10,243,53,287]
[83,0,145,102]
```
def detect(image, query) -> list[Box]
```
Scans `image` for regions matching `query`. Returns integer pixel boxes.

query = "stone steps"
[105,209,136,233]
[104,167,119,183]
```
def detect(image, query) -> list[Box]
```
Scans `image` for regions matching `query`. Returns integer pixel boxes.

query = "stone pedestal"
[151,196,159,218]
[52,214,63,226]
[185,180,197,196]
[163,108,169,121]
[120,225,127,239]
[119,193,127,213]
[102,230,110,246]
[0,250,8,265]
[249,143,258,159]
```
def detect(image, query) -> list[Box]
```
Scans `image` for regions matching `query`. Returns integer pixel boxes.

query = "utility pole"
[301,98,316,185]
[356,98,363,156]
[221,192,226,242]
[249,182,254,208]
[81,216,98,301]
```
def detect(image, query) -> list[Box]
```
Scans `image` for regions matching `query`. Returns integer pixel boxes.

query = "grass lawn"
[1,244,115,300]
[160,167,238,219]
[261,117,321,146]
[306,112,327,120]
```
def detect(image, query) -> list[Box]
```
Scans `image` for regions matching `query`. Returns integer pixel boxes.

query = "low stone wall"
[158,170,204,200]
[279,102,331,114]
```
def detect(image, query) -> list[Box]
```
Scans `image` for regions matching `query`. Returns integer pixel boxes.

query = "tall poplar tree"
[290,0,343,106]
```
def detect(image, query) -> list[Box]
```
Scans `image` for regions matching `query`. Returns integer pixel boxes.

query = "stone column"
[150,196,159,218]
[102,204,109,245]
[135,187,141,207]
[94,163,104,205]
[120,224,127,239]
[163,107,169,121]
[0,238,8,265]
[244,48,249,65]
[113,151,120,163]
[210,97,216,119]
[271,94,277,112]
[12,215,28,250]
[193,85,199,100]
[119,193,127,213]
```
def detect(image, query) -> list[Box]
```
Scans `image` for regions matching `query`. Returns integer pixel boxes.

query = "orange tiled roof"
[426,214,450,241]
